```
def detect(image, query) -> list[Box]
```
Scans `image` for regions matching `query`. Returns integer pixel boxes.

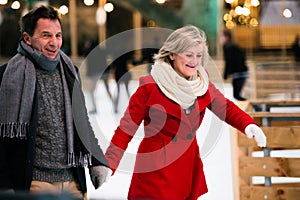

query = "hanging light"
[104,2,114,12]
[156,0,166,4]
[223,13,232,22]
[224,0,260,26]
[242,7,250,16]
[11,1,20,10]
[0,0,8,5]
[235,6,243,15]
[250,18,259,27]
[226,20,235,29]
[58,5,68,15]
[251,0,260,7]
[84,0,94,6]
[283,8,292,18]
[225,0,234,4]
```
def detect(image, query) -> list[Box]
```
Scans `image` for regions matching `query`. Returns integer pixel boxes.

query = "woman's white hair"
[153,25,209,67]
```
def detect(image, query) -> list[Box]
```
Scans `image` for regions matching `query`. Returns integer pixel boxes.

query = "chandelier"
[223,0,260,29]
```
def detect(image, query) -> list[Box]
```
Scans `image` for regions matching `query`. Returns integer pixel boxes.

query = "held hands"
[245,124,267,147]
[89,166,113,189]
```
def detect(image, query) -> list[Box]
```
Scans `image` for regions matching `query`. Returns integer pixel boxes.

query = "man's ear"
[23,32,31,45]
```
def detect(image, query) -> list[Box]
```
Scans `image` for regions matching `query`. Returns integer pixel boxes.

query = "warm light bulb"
[104,3,114,12]
[225,0,234,4]
[223,13,232,22]
[242,7,250,16]
[283,8,292,18]
[58,5,68,15]
[235,6,243,15]
[156,0,166,4]
[250,18,259,27]
[0,0,8,5]
[226,20,235,29]
[84,0,94,6]
[11,1,20,10]
[251,0,260,7]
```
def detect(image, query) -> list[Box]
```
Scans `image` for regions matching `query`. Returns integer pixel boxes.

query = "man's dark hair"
[19,5,61,36]
[223,29,233,43]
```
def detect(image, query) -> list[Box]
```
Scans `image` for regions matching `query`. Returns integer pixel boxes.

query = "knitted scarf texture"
[150,61,209,109]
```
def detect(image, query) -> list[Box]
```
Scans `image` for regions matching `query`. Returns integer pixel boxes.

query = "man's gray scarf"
[0,41,91,167]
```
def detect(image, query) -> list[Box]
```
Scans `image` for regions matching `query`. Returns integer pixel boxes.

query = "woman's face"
[170,43,203,79]
[23,18,62,59]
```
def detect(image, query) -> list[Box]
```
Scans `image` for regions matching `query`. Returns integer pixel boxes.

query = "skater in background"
[292,34,300,62]
[110,50,133,113]
[84,41,113,114]
[221,29,249,101]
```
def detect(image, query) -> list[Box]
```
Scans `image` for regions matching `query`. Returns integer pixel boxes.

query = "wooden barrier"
[231,100,300,200]
[248,61,300,99]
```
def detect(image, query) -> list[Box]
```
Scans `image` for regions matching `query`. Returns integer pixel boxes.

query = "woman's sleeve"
[105,77,150,172]
[208,82,257,133]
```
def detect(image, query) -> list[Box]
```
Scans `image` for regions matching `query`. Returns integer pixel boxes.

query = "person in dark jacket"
[221,29,249,101]
[292,35,300,62]
[0,5,109,199]
[110,50,133,113]
[84,42,113,114]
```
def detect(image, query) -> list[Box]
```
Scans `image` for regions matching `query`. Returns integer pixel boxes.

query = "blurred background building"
[0,0,299,60]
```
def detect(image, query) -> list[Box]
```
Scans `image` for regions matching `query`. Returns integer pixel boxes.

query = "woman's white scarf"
[150,61,209,109]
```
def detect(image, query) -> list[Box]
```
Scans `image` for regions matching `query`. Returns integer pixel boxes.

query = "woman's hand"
[245,124,267,147]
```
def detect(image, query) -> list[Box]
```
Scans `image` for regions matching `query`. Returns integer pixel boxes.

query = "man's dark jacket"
[0,60,108,193]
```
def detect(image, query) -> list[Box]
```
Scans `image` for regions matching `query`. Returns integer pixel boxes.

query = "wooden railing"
[231,100,300,200]
[248,61,300,100]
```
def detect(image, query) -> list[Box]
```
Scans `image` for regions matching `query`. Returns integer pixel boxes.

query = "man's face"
[23,18,62,59]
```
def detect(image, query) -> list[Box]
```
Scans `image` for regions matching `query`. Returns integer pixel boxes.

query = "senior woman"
[105,25,266,200]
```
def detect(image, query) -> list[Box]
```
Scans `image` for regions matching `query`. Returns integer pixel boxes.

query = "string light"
[58,5,68,15]
[104,2,114,12]
[0,0,8,5]
[283,8,292,18]
[84,0,94,6]
[223,0,260,28]
[11,1,20,10]
[156,0,166,4]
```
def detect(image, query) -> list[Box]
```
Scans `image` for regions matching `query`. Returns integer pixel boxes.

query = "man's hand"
[245,124,267,147]
[89,166,112,189]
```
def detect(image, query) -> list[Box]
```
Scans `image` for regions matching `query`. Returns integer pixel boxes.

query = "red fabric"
[105,75,256,200]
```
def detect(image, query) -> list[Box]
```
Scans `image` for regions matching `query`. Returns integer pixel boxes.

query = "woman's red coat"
[105,75,256,200]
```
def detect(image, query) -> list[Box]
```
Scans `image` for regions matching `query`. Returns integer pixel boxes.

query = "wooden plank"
[240,157,300,177]
[248,100,300,106]
[256,71,300,75]
[240,186,300,200]
[245,102,300,112]
[238,127,300,148]
[256,80,300,84]
[257,89,300,95]
[247,112,300,118]
[268,121,300,127]
[254,183,300,187]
